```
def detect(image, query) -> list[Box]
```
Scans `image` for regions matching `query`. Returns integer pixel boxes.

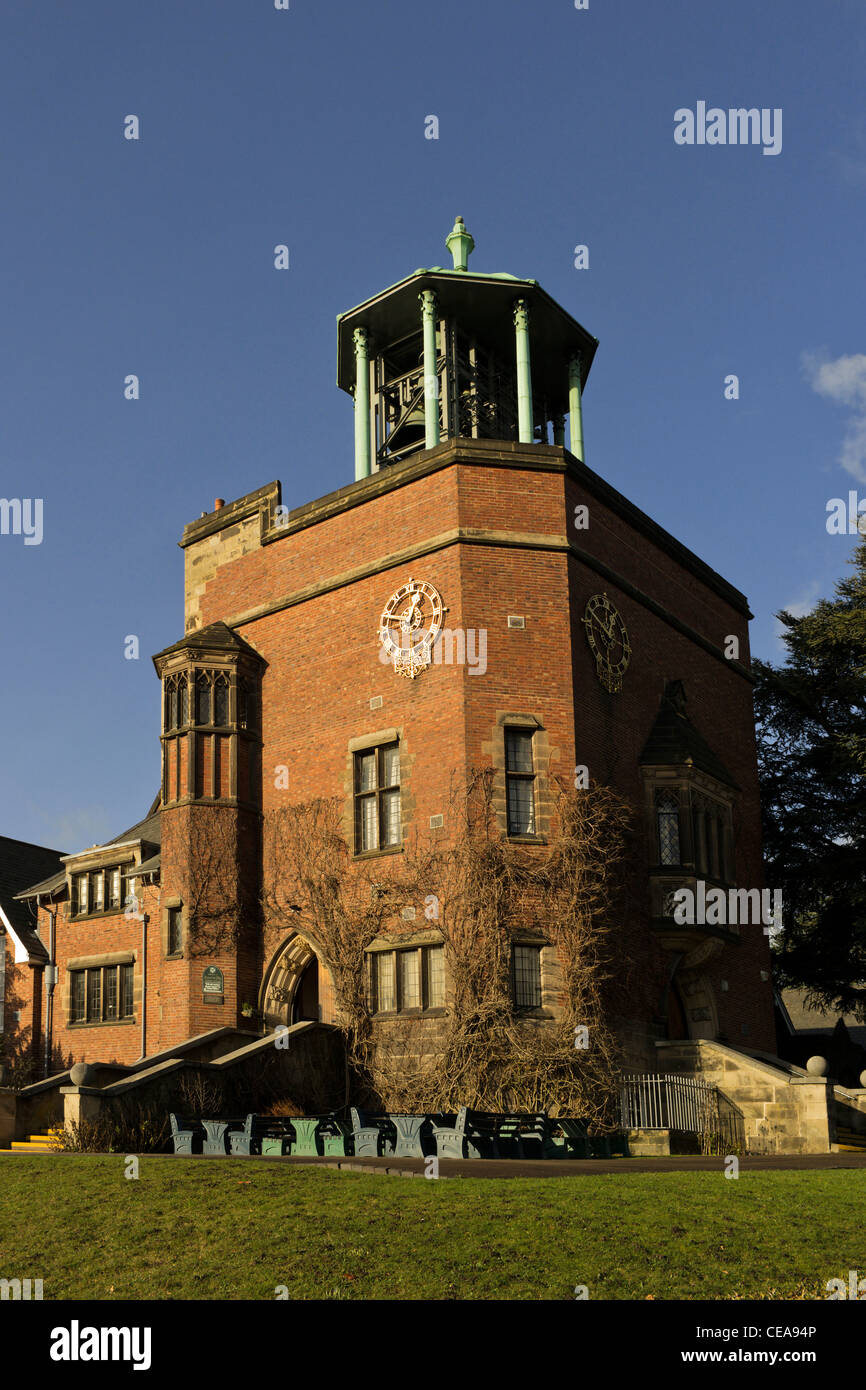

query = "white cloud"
[39,806,111,855]
[773,581,822,651]
[802,351,866,483]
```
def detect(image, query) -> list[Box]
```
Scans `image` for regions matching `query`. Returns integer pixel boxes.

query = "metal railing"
[619,1072,745,1154]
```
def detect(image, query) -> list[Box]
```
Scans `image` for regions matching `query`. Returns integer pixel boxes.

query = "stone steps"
[9,1125,64,1153]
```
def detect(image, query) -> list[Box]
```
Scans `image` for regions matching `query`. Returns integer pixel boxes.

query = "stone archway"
[259,932,336,1030]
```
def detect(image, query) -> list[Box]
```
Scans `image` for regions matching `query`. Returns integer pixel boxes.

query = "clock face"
[378,578,444,679]
[582,592,631,693]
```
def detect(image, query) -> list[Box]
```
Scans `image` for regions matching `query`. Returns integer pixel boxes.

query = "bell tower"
[337,217,599,479]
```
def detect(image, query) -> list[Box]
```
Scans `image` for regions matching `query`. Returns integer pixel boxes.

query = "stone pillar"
[568,354,584,462]
[514,299,533,444]
[353,326,371,481]
[60,1085,107,1132]
[419,290,440,450]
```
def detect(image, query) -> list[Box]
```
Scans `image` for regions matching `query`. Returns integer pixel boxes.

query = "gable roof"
[0,836,67,962]
[15,797,162,904]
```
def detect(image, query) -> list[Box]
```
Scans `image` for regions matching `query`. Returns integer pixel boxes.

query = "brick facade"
[14,416,776,1075]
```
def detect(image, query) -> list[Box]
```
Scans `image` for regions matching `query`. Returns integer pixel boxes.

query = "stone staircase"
[9,1125,64,1154]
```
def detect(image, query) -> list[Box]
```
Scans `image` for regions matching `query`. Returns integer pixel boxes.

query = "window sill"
[69,908,127,922]
[371,1007,447,1019]
[353,844,404,861]
[505,833,547,845]
[165,952,184,961]
[68,1017,137,1028]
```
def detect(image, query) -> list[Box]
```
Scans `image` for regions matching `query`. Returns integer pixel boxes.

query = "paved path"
[223,1151,866,1178]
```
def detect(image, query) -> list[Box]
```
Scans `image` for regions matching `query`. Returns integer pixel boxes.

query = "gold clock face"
[582,592,631,693]
[378,577,444,679]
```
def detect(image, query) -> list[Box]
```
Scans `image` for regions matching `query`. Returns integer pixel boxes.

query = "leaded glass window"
[505,729,536,835]
[213,676,229,726]
[354,742,401,853]
[195,674,211,726]
[513,944,542,1008]
[120,964,134,1018]
[657,793,681,866]
[369,945,444,1013]
[71,964,135,1023]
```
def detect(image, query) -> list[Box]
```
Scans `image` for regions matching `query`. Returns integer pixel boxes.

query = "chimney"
[214,498,225,511]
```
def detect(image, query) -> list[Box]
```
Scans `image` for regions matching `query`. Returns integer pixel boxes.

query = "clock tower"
[337,216,598,479]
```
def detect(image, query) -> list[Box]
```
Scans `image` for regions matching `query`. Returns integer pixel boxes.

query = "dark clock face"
[582,592,631,693]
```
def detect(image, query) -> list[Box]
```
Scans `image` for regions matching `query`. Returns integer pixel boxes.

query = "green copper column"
[514,299,533,444]
[552,413,565,447]
[568,354,584,462]
[419,290,440,450]
[353,326,371,480]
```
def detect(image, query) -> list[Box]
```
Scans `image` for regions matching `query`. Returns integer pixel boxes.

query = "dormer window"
[71,864,128,917]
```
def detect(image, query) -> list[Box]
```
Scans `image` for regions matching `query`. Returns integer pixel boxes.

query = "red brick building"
[9,219,776,1084]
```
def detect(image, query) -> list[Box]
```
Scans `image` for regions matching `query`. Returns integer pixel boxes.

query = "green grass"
[1,1156,863,1300]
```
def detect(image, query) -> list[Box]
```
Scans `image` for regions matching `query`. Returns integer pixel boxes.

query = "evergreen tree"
[753,539,866,1020]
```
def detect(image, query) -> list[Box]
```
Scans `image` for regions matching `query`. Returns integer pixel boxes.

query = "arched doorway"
[260,931,336,1030]
[292,957,320,1023]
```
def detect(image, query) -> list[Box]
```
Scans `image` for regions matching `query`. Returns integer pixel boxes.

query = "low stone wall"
[13,1026,261,1141]
[59,1022,346,1141]
[626,1127,671,1156]
[655,1039,832,1155]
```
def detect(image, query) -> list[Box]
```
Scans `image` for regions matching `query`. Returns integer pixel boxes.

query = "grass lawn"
[1,1155,863,1300]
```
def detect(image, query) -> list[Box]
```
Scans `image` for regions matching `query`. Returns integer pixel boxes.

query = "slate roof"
[152,621,264,664]
[0,836,67,961]
[639,683,739,789]
[779,987,866,1046]
[14,796,162,903]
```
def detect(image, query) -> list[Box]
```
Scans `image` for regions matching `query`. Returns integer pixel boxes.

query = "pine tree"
[753,539,866,1020]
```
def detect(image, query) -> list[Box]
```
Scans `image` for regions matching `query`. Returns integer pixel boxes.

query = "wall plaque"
[202,966,224,1001]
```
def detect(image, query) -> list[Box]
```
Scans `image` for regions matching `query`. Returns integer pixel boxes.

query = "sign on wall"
[202,966,224,1002]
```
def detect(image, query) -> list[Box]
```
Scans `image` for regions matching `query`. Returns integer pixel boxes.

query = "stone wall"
[656,1039,833,1154]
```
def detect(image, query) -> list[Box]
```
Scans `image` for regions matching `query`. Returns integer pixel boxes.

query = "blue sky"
[1,0,864,849]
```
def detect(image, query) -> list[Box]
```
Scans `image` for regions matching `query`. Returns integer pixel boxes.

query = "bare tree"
[259,774,634,1126]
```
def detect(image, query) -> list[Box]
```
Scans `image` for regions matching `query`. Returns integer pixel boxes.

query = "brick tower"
[152,620,265,1036]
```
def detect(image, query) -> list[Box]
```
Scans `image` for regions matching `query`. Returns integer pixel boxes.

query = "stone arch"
[259,932,337,1030]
